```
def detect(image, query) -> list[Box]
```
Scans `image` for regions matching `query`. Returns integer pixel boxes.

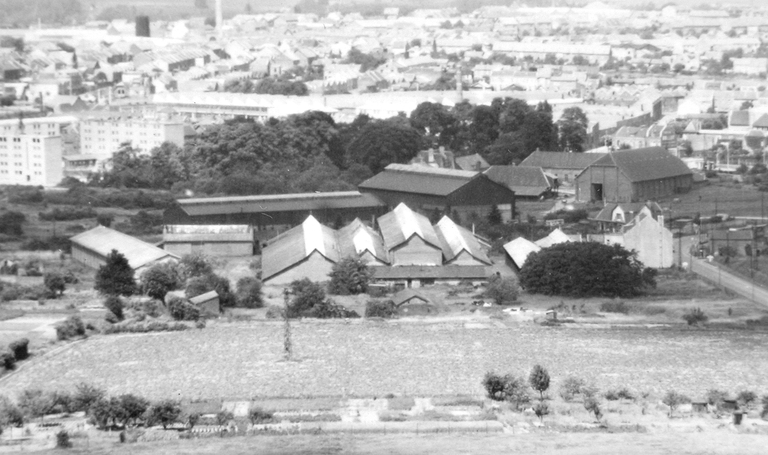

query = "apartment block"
[79,115,185,158]
[0,133,63,186]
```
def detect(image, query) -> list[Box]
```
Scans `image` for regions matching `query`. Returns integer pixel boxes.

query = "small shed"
[502,237,541,271]
[189,290,220,316]
[392,289,434,316]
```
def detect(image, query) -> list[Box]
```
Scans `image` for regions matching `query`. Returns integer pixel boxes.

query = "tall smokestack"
[216,0,223,38]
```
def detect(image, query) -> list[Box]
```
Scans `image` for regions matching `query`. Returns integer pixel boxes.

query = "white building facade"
[0,133,63,186]
[80,115,185,158]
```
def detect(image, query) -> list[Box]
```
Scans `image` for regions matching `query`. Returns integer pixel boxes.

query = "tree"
[95,250,136,296]
[409,102,460,148]
[484,275,520,304]
[662,391,690,417]
[482,372,529,409]
[44,272,66,297]
[519,242,656,298]
[346,120,426,174]
[583,396,602,421]
[179,253,214,280]
[529,365,550,399]
[72,383,105,413]
[559,376,585,402]
[286,279,326,318]
[0,396,24,428]
[682,307,708,326]
[328,257,372,295]
[18,389,56,421]
[103,295,124,321]
[235,277,264,308]
[487,205,502,225]
[364,300,397,318]
[118,394,150,426]
[96,212,114,227]
[56,430,72,448]
[145,400,181,429]
[168,296,200,321]
[9,338,29,361]
[533,402,549,422]
[249,407,274,424]
[493,98,532,134]
[140,263,182,300]
[557,107,589,152]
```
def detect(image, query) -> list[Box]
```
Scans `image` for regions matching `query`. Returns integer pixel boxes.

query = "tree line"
[90,100,589,196]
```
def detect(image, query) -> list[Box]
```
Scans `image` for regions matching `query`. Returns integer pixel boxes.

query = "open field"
[37,432,768,455]
[2,318,768,402]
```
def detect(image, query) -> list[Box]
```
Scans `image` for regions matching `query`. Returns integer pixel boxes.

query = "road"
[675,234,768,306]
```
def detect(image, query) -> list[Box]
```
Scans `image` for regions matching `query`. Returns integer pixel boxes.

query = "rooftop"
[70,226,177,269]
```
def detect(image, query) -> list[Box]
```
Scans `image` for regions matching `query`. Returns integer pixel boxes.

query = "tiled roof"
[70,226,178,270]
[587,147,692,183]
[358,164,478,197]
[484,165,551,197]
[519,151,606,170]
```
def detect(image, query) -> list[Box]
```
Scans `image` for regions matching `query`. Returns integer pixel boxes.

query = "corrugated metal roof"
[484,165,551,197]
[177,191,385,216]
[261,215,339,281]
[377,203,441,251]
[434,216,491,265]
[70,226,178,270]
[520,151,606,170]
[587,147,692,183]
[502,237,540,269]
[359,164,478,197]
[371,265,489,279]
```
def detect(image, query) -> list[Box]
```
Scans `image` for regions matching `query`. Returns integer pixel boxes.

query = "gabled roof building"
[70,226,179,275]
[575,147,693,203]
[519,151,606,183]
[483,165,554,199]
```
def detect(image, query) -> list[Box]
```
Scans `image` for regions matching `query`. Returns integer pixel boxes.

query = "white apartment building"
[79,115,185,158]
[0,133,63,186]
[0,116,76,137]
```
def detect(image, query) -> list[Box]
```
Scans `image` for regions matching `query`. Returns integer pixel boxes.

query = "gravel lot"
[1,320,767,401]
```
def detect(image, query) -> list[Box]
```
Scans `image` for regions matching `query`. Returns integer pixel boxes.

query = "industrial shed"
[70,226,179,275]
[162,225,254,257]
[483,165,555,199]
[377,203,444,267]
[359,164,516,223]
[503,237,541,271]
[434,216,491,266]
[519,151,606,183]
[336,218,389,266]
[261,216,340,285]
[164,191,387,242]
[575,147,693,203]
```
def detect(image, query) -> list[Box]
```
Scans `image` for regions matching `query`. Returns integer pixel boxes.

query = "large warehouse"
[163,191,387,242]
[358,164,516,223]
[70,226,179,275]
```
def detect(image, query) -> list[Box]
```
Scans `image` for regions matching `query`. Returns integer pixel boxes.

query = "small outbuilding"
[70,226,179,275]
[502,237,541,271]
[392,289,435,315]
[189,290,220,316]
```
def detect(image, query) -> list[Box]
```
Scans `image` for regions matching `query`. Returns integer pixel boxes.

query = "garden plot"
[1,321,767,402]
[0,314,65,347]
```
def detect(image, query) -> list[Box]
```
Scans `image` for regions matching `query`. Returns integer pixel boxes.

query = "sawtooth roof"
[359,163,479,197]
[519,151,607,170]
[434,216,491,265]
[336,218,389,264]
[70,226,178,270]
[484,165,551,197]
[586,147,692,183]
[377,203,441,251]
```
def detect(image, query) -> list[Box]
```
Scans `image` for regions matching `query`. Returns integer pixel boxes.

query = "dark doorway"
[591,183,603,201]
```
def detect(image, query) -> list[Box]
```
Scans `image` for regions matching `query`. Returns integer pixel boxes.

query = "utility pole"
[283,288,293,361]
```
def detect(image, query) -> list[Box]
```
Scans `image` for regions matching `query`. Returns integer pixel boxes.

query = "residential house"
[590,200,664,232]
[455,153,490,171]
[575,147,693,203]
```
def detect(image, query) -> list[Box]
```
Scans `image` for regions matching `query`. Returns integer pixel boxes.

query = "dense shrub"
[1,352,15,370]
[584,397,602,421]
[0,211,25,236]
[364,300,397,318]
[0,396,24,427]
[249,407,275,424]
[543,209,589,224]
[145,400,181,429]
[21,236,71,253]
[103,295,124,321]
[44,272,66,297]
[140,263,182,300]
[216,410,234,425]
[706,389,728,407]
[186,273,235,307]
[179,253,214,280]
[328,257,372,295]
[309,300,360,319]
[55,316,86,341]
[599,301,630,314]
[9,338,29,361]
[235,277,264,308]
[56,430,72,448]
[617,388,635,401]
[102,322,188,335]
[38,207,96,221]
[167,296,200,321]
[559,376,585,402]
[286,279,326,318]
[95,250,137,296]
[482,372,530,409]
[533,402,549,422]
[484,275,520,305]
[737,390,757,408]
[682,307,708,326]
[71,383,106,413]
[520,242,656,298]
[7,187,43,205]
[96,212,114,227]
[1,284,49,302]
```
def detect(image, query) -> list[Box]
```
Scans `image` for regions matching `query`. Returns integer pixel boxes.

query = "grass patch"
[599,301,630,314]
[388,397,415,411]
